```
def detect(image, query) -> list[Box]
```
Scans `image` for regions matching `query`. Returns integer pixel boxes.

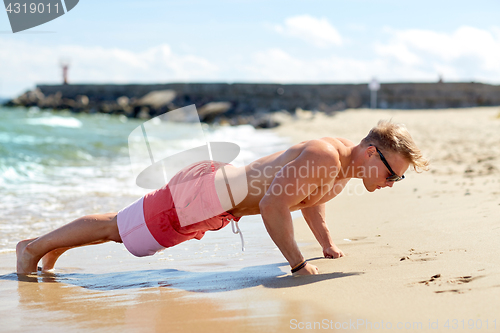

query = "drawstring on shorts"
[229,218,245,252]
[221,165,244,252]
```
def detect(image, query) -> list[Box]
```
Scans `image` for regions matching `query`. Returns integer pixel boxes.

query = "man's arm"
[259,202,318,274]
[259,140,340,275]
[301,204,344,259]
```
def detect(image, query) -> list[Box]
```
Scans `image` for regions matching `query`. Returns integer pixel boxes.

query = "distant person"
[16,120,429,276]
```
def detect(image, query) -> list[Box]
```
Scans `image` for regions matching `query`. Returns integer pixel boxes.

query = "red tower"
[62,64,68,85]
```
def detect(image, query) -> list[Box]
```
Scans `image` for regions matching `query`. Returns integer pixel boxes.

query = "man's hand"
[323,245,344,259]
[293,262,319,275]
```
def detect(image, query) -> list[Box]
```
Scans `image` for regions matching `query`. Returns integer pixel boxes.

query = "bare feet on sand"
[40,248,69,271]
[16,239,39,274]
[16,239,69,274]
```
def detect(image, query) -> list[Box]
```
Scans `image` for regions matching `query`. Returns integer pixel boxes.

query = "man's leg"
[16,213,121,274]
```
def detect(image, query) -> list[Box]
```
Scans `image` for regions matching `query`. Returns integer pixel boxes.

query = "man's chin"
[364,183,376,192]
[362,180,377,192]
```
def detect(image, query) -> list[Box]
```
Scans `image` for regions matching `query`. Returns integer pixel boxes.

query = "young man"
[16,120,429,276]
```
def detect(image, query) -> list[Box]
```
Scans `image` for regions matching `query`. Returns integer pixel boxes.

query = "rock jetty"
[4,82,500,128]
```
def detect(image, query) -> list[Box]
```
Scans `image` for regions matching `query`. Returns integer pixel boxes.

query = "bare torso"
[215,137,355,217]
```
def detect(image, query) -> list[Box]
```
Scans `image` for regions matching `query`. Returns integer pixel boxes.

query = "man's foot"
[41,248,69,271]
[16,239,39,274]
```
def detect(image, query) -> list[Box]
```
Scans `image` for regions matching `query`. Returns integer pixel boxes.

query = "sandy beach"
[1,107,500,332]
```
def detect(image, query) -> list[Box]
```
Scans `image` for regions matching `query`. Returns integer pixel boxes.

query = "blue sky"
[1,0,500,97]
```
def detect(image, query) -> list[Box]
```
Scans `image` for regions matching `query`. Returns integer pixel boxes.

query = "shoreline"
[5,82,500,129]
[1,107,500,332]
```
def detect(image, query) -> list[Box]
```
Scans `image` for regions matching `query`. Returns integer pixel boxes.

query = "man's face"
[363,146,410,192]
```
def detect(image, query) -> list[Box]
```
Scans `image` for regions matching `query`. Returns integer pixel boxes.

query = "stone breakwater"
[5,82,500,128]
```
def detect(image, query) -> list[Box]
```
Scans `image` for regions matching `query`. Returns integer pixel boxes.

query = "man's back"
[215,137,354,218]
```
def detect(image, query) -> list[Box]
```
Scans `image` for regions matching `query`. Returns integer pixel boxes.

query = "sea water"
[0,106,291,263]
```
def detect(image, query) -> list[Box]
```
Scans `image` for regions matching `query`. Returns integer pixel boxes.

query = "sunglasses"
[370,145,405,182]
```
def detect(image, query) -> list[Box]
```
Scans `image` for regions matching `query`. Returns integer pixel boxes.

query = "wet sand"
[1,107,500,332]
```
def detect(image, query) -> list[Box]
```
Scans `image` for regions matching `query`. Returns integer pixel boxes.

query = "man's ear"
[366,145,376,158]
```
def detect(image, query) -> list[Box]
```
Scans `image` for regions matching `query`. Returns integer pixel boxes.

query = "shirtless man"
[16,120,429,276]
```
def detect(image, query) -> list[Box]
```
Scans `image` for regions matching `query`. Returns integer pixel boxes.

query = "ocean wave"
[0,162,46,184]
[0,108,290,252]
[25,115,83,128]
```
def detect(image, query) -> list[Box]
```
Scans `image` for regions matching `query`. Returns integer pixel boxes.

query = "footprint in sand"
[399,249,441,262]
[342,236,375,246]
[400,248,469,262]
[343,236,367,242]
[416,273,484,294]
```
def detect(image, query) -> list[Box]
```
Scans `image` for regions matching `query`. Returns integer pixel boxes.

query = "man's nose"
[386,181,395,188]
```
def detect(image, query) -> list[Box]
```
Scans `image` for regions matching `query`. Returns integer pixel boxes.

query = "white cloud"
[275,15,343,48]
[2,25,500,98]
[373,42,421,66]
[492,26,500,41]
[0,39,219,96]
[246,48,308,81]
[375,26,500,79]
[245,48,387,83]
[243,42,497,85]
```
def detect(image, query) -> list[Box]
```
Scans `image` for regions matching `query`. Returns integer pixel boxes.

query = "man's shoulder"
[302,137,354,154]
[297,138,344,165]
[278,137,353,168]
[316,136,354,148]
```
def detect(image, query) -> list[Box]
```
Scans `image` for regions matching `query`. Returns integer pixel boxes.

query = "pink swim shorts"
[117,160,241,257]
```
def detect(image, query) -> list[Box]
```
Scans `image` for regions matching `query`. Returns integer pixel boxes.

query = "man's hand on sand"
[293,262,319,275]
[323,245,344,259]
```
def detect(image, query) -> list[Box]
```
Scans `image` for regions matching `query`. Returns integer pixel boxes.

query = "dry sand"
[1,107,500,332]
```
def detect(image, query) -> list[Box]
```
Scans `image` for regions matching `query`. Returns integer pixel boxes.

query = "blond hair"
[361,120,429,172]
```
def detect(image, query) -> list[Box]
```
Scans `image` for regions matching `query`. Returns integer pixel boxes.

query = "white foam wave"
[26,116,83,128]
[0,119,291,251]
